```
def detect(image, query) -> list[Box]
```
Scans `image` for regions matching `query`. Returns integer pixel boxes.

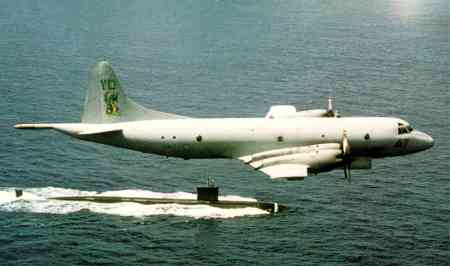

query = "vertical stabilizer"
[81,61,187,123]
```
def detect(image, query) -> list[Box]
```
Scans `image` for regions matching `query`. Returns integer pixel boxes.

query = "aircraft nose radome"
[414,131,434,151]
[424,134,434,148]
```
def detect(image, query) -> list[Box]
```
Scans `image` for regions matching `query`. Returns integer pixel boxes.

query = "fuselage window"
[398,123,413,135]
[398,127,408,134]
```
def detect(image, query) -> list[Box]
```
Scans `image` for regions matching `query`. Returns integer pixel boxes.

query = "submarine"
[14,183,287,214]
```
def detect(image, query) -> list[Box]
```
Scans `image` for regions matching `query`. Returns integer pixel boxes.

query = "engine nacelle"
[246,143,342,175]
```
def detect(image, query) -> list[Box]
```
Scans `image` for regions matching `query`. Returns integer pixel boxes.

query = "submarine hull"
[49,196,287,213]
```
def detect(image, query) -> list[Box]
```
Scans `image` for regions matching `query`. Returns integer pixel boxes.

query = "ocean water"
[0,0,448,265]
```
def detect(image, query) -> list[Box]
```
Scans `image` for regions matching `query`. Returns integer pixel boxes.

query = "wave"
[0,187,267,219]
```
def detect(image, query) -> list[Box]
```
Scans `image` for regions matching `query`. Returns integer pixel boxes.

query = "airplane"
[15,61,434,181]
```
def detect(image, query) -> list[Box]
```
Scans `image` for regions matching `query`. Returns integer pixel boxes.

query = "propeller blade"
[347,164,352,183]
[341,130,352,183]
[341,130,351,155]
[327,96,333,113]
[325,96,339,117]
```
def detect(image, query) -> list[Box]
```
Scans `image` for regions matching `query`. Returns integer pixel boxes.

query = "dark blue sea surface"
[0,0,449,265]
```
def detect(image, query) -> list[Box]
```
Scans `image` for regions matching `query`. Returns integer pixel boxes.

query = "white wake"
[0,187,268,219]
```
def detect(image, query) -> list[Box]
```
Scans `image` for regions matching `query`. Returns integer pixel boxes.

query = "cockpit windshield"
[398,123,413,135]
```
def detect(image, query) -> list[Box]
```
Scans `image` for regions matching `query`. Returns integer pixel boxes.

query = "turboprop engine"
[240,131,372,181]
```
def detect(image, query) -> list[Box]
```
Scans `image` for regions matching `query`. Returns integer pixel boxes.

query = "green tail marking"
[81,61,190,124]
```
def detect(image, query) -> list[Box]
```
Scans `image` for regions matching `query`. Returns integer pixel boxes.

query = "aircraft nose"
[412,131,434,151]
[424,133,434,148]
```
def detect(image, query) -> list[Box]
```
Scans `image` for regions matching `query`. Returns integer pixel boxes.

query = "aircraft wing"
[239,150,309,180]
[238,143,342,180]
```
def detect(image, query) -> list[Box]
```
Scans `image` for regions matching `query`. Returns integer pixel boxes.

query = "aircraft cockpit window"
[398,123,413,135]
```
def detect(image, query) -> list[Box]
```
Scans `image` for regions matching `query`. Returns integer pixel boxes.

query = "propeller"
[340,130,352,183]
[324,96,339,117]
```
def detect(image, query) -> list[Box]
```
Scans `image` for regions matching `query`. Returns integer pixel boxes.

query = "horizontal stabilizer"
[15,123,126,138]
[14,124,54,129]
[15,123,106,137]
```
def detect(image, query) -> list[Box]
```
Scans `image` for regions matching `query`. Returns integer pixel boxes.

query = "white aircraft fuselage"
[74,117,431,158]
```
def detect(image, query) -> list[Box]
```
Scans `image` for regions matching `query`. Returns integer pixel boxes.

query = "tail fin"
[81,61,188,123]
